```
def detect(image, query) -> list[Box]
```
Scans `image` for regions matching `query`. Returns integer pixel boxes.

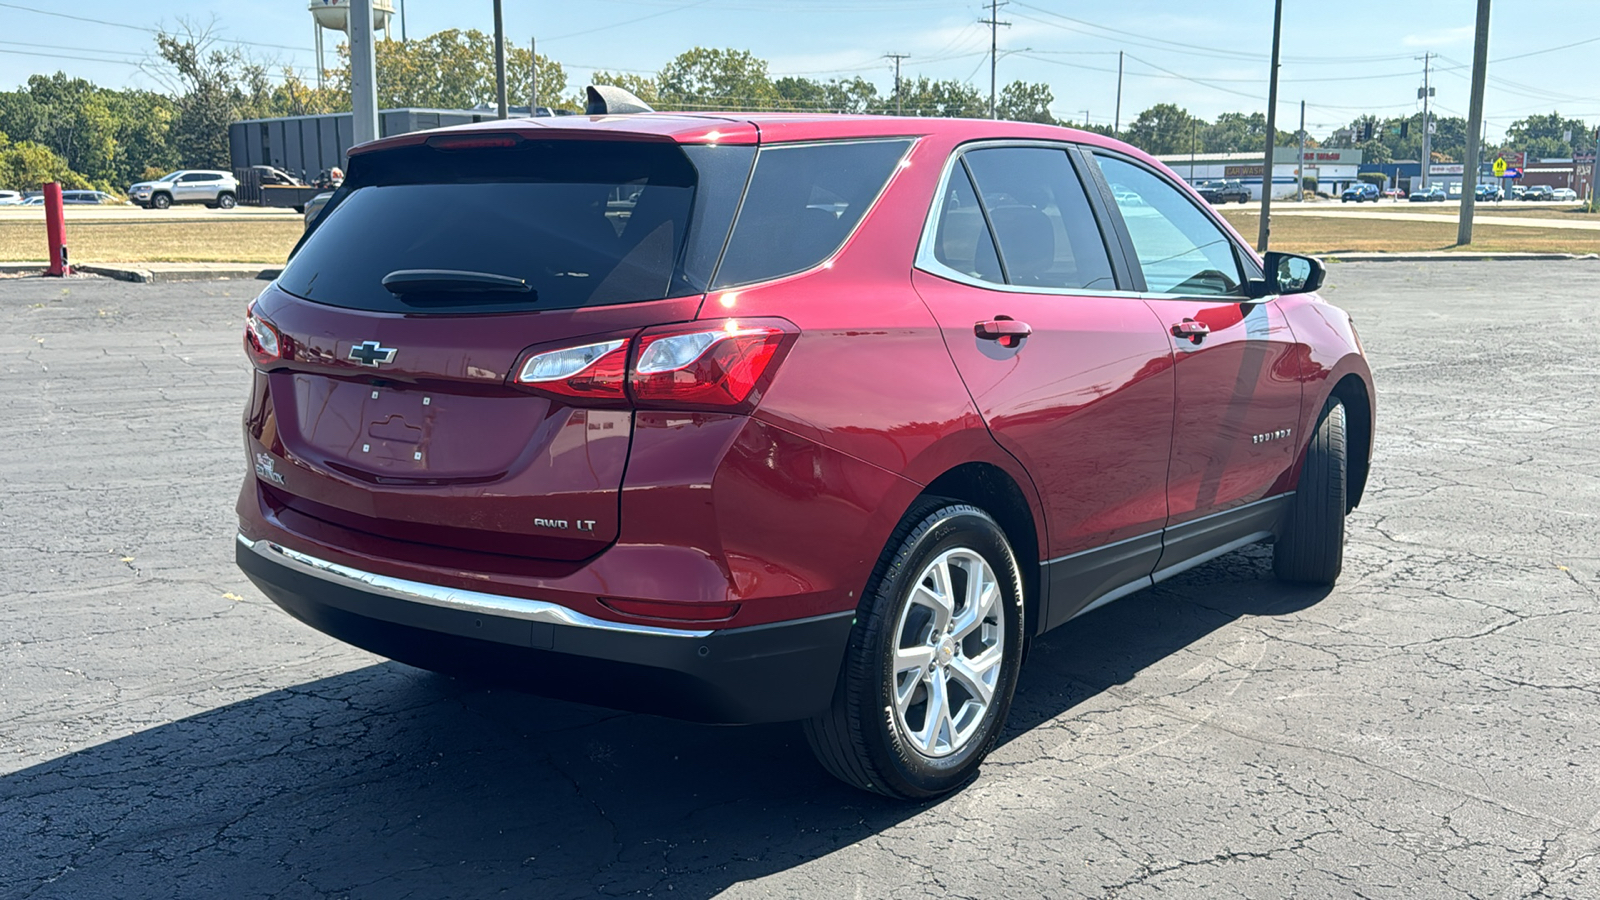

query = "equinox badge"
[348,340,397,368]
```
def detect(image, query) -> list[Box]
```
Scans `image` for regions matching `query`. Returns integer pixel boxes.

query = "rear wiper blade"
[382,269,533,295]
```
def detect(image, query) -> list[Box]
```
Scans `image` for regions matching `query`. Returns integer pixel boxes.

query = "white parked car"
[1550,187,1578,201]
[128,170,239,210]
[0,190,22,205]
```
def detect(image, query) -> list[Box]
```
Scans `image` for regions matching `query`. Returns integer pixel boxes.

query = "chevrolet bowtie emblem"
[348,340,397,368]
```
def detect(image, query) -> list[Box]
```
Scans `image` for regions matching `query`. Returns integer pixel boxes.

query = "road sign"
[1495,151,1526,168]
[1493,158,1508,177]
[1505,168,1523,178]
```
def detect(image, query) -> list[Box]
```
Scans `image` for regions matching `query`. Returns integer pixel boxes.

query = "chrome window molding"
[238,534,715,638]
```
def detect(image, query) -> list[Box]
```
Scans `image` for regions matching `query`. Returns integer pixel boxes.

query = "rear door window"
[961,147,1115,291]
[276,139,753,315]
[711,139,912,289]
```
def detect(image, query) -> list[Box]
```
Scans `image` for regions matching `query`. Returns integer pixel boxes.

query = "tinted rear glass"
[277,140,752,315]
[711,138,912,290]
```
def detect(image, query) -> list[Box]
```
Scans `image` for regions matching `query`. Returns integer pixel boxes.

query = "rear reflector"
[599,597,742,623]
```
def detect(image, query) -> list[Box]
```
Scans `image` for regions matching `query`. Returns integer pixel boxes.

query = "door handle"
[975,317,1032,348]
[1171,319,1210,344]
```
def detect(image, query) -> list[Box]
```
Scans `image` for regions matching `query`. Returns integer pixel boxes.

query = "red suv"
[236,108,1374,799]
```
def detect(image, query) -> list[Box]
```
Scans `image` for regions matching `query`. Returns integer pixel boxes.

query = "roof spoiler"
[585,85,655,115]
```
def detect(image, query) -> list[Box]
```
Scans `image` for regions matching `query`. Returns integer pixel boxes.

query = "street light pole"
[493,0,508,119]
[1457,0,1492,245]
[1256,0,1284,252]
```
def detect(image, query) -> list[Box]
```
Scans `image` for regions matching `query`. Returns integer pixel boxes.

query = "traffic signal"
[1360,121,1374,142]
[1400,121,1410,138]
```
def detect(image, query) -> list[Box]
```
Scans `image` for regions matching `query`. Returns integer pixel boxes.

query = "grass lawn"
[0,219,302,264]
[1218,209,1600,255]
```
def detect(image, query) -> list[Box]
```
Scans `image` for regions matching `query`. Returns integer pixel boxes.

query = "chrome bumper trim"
[237,534,714,639]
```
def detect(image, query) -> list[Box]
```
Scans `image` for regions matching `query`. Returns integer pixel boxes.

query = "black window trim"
[707,135,920,292]
[914,138,1142,298]
[1086,148,1268,301]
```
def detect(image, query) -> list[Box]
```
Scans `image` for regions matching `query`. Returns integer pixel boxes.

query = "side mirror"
[1249,251,1325,297]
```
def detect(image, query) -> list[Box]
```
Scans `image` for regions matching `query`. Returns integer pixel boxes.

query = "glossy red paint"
[238,110,1373,651]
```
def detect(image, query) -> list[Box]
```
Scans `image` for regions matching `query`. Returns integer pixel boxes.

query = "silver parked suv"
[128,170,239,209]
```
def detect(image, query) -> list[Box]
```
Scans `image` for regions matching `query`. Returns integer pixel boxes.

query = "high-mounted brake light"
[630,319,791,411]
[513,339,629,400]
[426,134,522,150]
[244,301,281,367]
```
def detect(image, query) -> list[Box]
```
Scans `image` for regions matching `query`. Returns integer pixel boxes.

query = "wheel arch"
[1328,372,1372,510]
[921,461,1045,637]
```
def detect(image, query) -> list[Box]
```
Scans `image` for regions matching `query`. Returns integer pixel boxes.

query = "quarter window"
[1096,155,1244,296]
[711,139,912,290]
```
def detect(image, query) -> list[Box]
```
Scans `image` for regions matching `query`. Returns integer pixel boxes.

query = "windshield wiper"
[382,269,533,295]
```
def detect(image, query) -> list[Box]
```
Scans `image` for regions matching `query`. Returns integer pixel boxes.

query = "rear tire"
[217,192,236,209]
[805,500,1025,799]
[1274,397,1348,585]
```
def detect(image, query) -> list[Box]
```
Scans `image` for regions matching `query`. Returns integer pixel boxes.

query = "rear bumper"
[236,535,853,724]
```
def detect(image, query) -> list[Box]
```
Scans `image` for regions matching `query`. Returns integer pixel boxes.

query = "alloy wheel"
[889,547,1005,758]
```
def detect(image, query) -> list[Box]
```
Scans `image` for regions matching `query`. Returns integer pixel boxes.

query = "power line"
[0,1,314,54]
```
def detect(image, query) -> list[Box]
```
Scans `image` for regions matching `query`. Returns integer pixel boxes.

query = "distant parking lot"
[2,262,1598,898]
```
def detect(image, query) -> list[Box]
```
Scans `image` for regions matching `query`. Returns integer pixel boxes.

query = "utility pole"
[1080,109,1091,128]
[399,0,407,42]
[1256,0,1284,252]
[349,0,379,148]
[493,0,508,119]
[531,37,539,114]
[981,0,1010,119]
[885,53,910,115]
[1418,52,1434,189]
[1297,100,1306,201]
[1190,118,1197,182]
[1114,51,1124,133]
[1457,0,1491,245]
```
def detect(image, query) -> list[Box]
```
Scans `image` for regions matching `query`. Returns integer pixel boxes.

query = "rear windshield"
[278,139,753,314]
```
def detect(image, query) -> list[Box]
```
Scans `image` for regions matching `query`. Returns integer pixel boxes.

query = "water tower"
[311,0,395,89]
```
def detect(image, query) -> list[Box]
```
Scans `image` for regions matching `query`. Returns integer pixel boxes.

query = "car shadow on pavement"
[2,545,1329,899]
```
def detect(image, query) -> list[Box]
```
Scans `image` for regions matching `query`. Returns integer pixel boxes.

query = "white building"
[1151,147,1364,201]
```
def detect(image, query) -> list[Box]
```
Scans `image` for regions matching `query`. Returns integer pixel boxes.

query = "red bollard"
[44,182,70,276]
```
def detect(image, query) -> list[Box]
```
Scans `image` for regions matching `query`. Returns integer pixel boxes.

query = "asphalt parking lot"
[2,262,1597,899]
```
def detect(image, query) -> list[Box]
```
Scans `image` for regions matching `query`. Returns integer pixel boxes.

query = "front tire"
[1274,397,1348,584]
[151,193,171,210]
[805,501,1025,799]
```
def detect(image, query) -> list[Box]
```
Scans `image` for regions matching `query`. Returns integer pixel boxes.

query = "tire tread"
[1274,397,1348,584]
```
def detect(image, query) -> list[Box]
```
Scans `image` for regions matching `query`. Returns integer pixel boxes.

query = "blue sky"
[2,0,1594,142]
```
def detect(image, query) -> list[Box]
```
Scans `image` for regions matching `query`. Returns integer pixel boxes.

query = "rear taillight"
[510,318,795,411]
[512,339,629,401]
[630,320,790,411]
[244,301,281,367]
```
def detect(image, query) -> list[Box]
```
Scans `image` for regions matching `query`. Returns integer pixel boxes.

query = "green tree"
[897,77,984,118]
[656,48,777,110]
[153,24,264,168]
[0,132,91,191]
[1506,112,1590,160]
[996,80,1055,125]
[1122,103,1202,155]
[348,30,569,111]
[1201,111,1295,154]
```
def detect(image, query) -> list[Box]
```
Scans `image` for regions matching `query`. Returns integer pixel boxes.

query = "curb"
[77,264,283,283]
[1320,252,1597,263]
[0,262,282,281]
